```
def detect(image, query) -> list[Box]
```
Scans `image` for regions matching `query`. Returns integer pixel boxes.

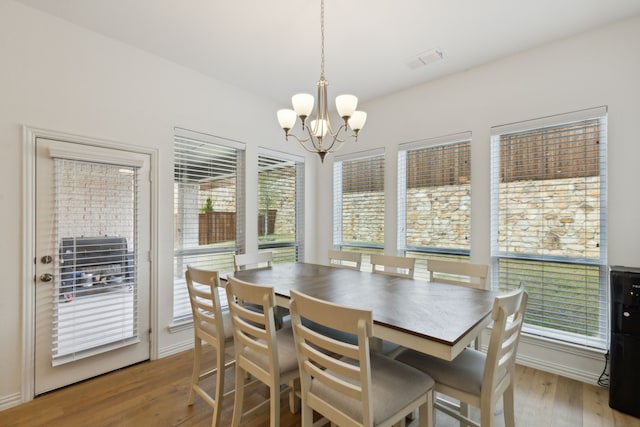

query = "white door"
[34,137,151,395]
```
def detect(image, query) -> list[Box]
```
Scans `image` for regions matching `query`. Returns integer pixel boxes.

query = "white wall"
[315,15,640,383]
[2,0,639,409]
[0,0,315,408]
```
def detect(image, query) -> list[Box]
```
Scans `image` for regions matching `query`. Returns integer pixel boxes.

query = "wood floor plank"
[551,375,583,427]
[513,365,557,427]
[583,383,614,427]
[2,347,640,427]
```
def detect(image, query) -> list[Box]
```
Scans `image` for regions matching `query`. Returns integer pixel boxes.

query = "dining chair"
[226,276,300,427]
[234,251,287,328]
[234,251,273,271]
[184,266,235,427]
[427,259,489,290]
[427,260,489,350]
[370,254,415,279]
[328,249,363,270]
[289,289,435,427]
[396,285,528,427]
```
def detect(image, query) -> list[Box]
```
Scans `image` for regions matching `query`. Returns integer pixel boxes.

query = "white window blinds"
[173,129,245,321]
[490,106,608,349]
[258,150,304,264]
[53,159,140,364]
[333,150,385,270]
[398,133,472,280]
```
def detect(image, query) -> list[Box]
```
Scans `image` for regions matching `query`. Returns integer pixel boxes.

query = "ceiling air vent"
[406,48,444,70]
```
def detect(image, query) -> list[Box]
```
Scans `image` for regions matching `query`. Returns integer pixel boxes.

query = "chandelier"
[276,0,367,163]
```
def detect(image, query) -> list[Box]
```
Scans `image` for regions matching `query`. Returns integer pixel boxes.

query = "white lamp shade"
[311,119,328,137]
[292,93,314,116]
[348,111,367,131]
[335,94,358,118]
[277,109,297,130]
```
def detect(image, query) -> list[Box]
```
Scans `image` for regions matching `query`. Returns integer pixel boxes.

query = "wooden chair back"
[290,289,375,426]
[290,289,433,427]
[328,249,362,270]
[225,276,300,426]
[226,276,279,384]
[234,251,273,272]
[370,254,415,278]
[234,251,288,328]
[427,259,488,289]
[184,266,234,426]
[483,285,528,410]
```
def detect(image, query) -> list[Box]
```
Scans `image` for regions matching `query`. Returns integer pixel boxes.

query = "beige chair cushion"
[311,352,434,424]
[199,309,234,341]
[242,326,299,375]
[397,347,485,396]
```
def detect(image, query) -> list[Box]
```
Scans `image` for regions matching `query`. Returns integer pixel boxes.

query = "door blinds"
[53,159,139,364]
[173,130,245,321]
[333,150,385,270]
[490,106,608,348]
[257,151,304,264]
[398,133,472,280]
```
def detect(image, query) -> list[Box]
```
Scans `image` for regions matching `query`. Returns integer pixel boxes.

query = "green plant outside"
[199,197,214,214]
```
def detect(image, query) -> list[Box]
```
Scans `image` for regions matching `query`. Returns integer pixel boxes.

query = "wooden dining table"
[230,262,497,361]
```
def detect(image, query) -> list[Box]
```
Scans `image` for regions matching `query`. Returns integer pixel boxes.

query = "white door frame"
[22,125,159,402]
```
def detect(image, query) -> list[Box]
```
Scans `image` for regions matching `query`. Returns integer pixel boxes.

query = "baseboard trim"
[481,330,608,386]
[157,339,193,359]
[0,392,22,412]
[516,352,601,385]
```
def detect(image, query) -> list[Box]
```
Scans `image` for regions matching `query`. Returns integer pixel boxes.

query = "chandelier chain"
[320,0,325,79]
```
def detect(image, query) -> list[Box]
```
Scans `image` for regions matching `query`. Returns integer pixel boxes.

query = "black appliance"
[609,265,640,418]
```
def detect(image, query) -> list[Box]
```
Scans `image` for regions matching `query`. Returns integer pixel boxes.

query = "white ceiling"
[15,0,640,107]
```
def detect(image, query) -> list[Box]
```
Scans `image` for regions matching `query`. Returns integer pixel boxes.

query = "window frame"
[490,106,608,349]
[172,128,246,323]
[257,148,305,264]
[397,132,472,280]
[51,155,142,364]
[333,148,386,270]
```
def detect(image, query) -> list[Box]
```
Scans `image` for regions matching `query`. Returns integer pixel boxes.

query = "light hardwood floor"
[1,346,638,427]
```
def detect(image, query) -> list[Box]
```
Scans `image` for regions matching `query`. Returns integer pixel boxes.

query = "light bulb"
[277,109,297,130]
[348,111,367,131]
[292,93,314,117]
[336,94,358,118]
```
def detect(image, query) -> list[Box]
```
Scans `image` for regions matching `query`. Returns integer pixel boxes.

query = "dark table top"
[231,262,497,360]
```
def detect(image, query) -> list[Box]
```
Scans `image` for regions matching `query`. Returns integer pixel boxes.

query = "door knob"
[40,273,53,282]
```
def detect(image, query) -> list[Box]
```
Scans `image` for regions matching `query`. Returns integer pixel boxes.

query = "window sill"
[167,318,193,334]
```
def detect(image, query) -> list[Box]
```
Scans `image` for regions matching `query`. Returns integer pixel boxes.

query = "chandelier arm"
[327,138,348,154]
[326,121,348,141]
[327,128,361,153]
[286,132,311,145]
[323,122,350,151]
[299,141,328,154]
[286,127,324,153]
